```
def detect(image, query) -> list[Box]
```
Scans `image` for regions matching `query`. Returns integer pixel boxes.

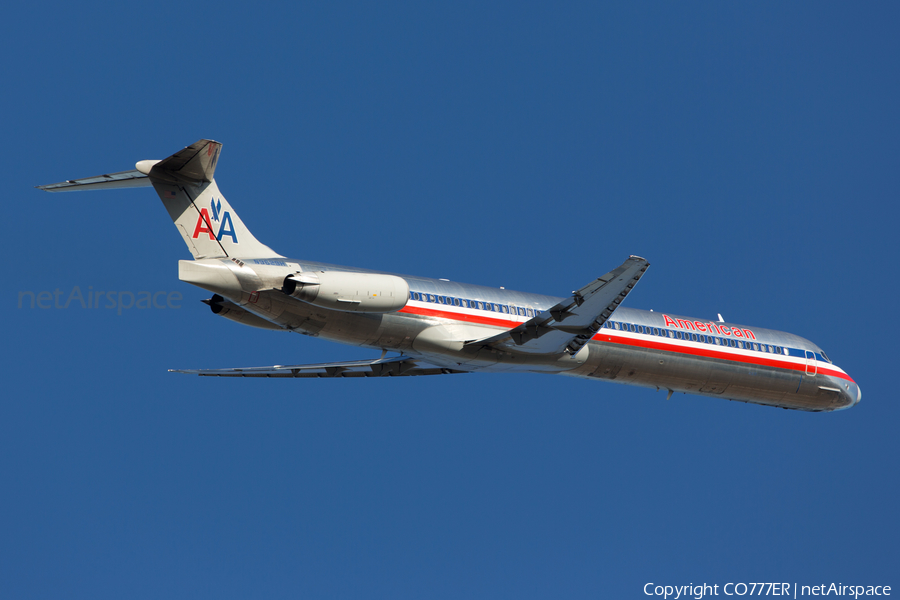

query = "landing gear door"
[805,350,818,376]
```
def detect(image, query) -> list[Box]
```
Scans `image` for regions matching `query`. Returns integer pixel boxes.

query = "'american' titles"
[663,314,756,340]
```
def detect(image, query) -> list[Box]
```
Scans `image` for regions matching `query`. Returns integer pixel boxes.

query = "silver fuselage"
[181,256,860,412]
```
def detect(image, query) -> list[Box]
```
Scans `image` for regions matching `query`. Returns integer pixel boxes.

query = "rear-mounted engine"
[282,271,409,313]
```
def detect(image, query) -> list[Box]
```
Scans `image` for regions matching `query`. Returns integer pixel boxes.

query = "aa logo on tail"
[192,198,238,243]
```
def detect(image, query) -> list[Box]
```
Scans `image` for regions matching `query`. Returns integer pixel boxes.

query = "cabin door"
[804,350,817,376]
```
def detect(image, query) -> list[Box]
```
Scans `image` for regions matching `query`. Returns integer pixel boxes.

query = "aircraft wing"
[170,355,469,378]
[466,255,650,355]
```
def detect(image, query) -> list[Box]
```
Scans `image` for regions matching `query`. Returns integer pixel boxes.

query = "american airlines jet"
[38,140,860,412]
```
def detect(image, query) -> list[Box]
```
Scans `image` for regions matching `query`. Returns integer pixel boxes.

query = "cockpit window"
[820,351,832,363]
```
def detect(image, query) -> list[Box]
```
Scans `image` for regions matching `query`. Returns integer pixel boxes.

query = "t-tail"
[36,139,282,260]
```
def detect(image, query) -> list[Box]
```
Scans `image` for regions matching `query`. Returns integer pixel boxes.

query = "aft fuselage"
[182,256,860,412]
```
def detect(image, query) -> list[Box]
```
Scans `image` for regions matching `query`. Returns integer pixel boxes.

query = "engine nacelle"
[283,270,409,313]
[205,294,283,330]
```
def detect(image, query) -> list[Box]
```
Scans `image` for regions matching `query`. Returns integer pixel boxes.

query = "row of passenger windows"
[407,293,831,363]
[603,320,831,362]
[604,320,786,352]
[410,291,536,318]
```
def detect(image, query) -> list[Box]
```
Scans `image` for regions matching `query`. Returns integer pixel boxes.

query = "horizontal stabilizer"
[36,169,151,192]
[171,355,469,378]
[149,139,221,184]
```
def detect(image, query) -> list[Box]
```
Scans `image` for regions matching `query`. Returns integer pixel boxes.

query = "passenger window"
[526,308,534,317]
[501,305,508,314]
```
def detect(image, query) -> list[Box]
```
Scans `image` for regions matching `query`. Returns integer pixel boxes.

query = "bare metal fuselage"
[182,256,860,412]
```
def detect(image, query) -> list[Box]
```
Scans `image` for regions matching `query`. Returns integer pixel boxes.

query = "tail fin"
[37,139,282,260]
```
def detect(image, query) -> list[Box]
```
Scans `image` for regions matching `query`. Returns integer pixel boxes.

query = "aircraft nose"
[842,380,861,409]
[830,378,860,411]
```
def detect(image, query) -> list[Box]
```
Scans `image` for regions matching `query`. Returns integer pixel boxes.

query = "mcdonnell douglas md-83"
[38,139,860,411]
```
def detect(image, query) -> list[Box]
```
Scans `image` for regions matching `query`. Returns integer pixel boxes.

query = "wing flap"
[170,355,468,378]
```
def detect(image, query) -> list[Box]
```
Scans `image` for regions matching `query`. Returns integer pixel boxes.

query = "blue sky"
[2,2,897,598]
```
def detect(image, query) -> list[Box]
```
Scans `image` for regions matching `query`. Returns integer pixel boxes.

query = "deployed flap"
[170,355,469,378]
[36,169,151,192]
[466,255,650,355]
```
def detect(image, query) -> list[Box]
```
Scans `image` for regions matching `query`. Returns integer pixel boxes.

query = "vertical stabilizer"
[146,140,282,260]
[37,139,283,260]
